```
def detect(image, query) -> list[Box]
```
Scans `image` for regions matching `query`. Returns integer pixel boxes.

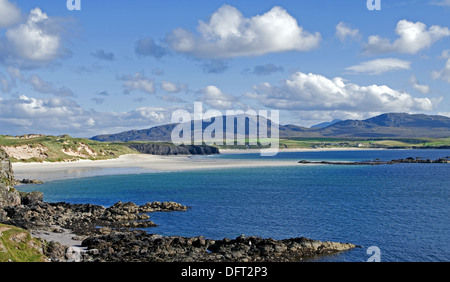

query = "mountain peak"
[91,113,450,141]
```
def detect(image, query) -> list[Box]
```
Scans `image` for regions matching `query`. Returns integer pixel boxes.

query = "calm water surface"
[18,150,450,262]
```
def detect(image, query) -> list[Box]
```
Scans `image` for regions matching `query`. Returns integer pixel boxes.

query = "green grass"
[212,137,450,150]
[0,134,137,162]
[0,223,47,262]
[277,137,448,149]
[2,134,449,163]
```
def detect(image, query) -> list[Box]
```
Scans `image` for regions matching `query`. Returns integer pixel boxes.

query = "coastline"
[11,153,300,182]
[10,147,392,182]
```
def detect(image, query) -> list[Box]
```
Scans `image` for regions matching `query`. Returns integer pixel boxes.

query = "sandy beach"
[11,148,385,182]
[12,152,301,182]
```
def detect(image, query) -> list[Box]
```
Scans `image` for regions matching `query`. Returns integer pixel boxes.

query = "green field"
[215,137,450,150]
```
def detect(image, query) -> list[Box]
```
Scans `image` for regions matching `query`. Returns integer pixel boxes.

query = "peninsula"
[298,156,450,165]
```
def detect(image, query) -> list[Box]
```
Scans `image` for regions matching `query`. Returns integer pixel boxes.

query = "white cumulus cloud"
[364,20,450,54]
[5,8,63,63]
[198,85,239,109]
[247,72,440,113]
[335,22,360,42]
[167,5,321,59]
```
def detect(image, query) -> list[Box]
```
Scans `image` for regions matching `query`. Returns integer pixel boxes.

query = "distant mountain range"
[91,113,450,142]
[310,119,343,128]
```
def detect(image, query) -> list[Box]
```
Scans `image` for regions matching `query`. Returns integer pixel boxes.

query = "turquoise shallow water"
[18,150,450,262]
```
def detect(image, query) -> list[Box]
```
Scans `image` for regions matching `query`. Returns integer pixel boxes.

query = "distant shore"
[219,147,385,154]
[9,147,412,182]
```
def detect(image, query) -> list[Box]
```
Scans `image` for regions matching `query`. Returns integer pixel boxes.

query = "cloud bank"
[247,72,440,113]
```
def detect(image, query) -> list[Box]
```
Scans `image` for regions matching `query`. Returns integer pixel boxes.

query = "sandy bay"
[11,148,383,182]
[11,152,297,182]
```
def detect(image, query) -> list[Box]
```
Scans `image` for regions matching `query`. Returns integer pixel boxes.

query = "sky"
[0,0,450,137]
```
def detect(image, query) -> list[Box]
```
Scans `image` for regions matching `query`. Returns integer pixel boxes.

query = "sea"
[17,149,450,262]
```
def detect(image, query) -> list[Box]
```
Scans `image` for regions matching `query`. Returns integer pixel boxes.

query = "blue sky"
[0,0,450,137]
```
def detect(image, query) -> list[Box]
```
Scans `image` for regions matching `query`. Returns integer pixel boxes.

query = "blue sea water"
[18,150,450,262]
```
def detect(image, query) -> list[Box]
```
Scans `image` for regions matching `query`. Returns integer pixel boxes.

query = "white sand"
[31,228,85,249]
[12,153,301,182]
[12,148,382,182]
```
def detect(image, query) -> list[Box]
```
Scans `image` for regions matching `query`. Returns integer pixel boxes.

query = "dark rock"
[21,191,44,205]
[80,232,357,262]
[299,156,450,166]
[127,143,219,156]
[44,241,66,262]
[17,179,44,185]
[139,201,190,212]
[1,198,188,237]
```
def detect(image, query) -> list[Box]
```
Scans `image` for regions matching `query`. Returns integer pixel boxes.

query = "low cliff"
[127,143,220,155]
[0,149,20,210]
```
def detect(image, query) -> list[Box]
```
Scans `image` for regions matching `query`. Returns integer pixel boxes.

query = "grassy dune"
[0,134,137,162]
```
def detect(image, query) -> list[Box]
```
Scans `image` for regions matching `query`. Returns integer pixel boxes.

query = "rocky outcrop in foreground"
[2,195,188,236]
[81,233,356,262]
[1,194,356,262]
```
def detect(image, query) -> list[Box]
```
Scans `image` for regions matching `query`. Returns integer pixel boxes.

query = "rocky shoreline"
[2,192,189,236]
[1,148,357,262]
[0,193,357,262]
[81,232,356,262]
[298,156,450,165]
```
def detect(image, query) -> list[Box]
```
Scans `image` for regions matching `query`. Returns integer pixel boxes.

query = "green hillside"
[276,137,450,149]
[215,137,450,150]
[0,223,47,262]
[0,134,137,162]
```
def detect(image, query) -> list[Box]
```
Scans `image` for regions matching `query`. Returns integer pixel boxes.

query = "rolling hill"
[91,113,450,142]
